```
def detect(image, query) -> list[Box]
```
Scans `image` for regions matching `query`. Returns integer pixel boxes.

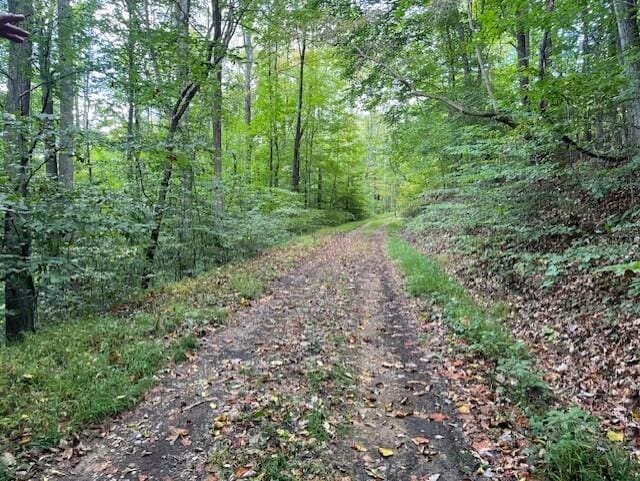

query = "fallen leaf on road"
[351,443,367,452]
[378,447,394,457]
[365,467,385,479]
[429,413,448,422]
[167,426,189,444]
[457,404,471,414]
[393,410,412,418]
[411,437,429,446]
[607,430,624,442]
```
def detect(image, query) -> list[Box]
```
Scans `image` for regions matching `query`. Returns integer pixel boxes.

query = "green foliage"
[532,409,640,481]
[0,314,171,448]
[172,334,199,363]
[389,236,640,480]
[387,235,534,385]
[496,358,551,408]
[306,407,330,442]
[230,273,265,300]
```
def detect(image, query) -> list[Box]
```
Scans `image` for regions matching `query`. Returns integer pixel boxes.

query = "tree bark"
[243,26,254,183]
[212,0,224,213]
[4,0,36,341]
[538,0,554,113]
[292,34,307,192]
[613,0,640,147]
[37,14,57,178]
[124,0,138,187]
[58,0,74,188]
[142,81,200,288]
[466,0,497,110]
[175,0,193,276]
[317,167,322,207]
[516,9,530,107]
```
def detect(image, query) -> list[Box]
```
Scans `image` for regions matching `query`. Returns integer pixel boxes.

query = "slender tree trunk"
[274,134,281,188]
[125,0,140,189]
[58,0,74,188]
[614,0,640,147]
[212,0,224,212]
[267,43,275,187]
[292,34,307,192]
[456,22,472,79]
[444,25,456,88]
[581,14,594,144]
[176,0,193,276]
[142,0,199,287]
[538,0,554,113]
[466,0,497,110]
[243,26,254,183]
[4,0,36,341]
[83,72,92,183]
[142,82,200,288]
[317,167,322,207]
[38,18,57,178]
[516,10,530,107]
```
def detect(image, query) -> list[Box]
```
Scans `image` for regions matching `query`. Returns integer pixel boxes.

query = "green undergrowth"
[0,220,363,476]
[387,235,640,481]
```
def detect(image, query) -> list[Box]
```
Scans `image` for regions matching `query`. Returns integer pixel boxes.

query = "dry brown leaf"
[429,412,448,422]
[167,426,189,444]
[234,467,256,478]
[411,437,429,446]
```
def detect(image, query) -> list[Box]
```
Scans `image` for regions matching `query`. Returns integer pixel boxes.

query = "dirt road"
[44,229,474,481]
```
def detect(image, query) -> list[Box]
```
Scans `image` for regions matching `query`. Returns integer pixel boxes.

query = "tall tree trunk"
[538,0,554,113]
[243,26,254,183]
[125,0,138,187]
[614,0,640,147]
[58,0,74,188]
[176,0,193,276]
[455,22,472,79]
[83,71,93,183]
[143,81,200,288]
[516,9,530,107]
[4,0,36,341]
[317,167,322,207]
[274,135,280,188]
[466,0,497,110]
[443,25,456,88]
[212,0,224,213]
[267,42,275,187]
[142,0,198,288]
[292,34,307,192]
[37,16,57,178]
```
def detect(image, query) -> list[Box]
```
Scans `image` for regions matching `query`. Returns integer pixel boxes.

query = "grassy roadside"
[387,235,640,481]
[0,220,365,478]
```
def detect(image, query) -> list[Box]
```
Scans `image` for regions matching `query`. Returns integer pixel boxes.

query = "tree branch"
[354,47,630,163]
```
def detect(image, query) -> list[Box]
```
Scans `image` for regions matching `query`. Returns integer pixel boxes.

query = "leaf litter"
[37,229,483,481]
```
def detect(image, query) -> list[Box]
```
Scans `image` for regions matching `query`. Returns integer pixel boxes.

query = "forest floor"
[39,227,479,481]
